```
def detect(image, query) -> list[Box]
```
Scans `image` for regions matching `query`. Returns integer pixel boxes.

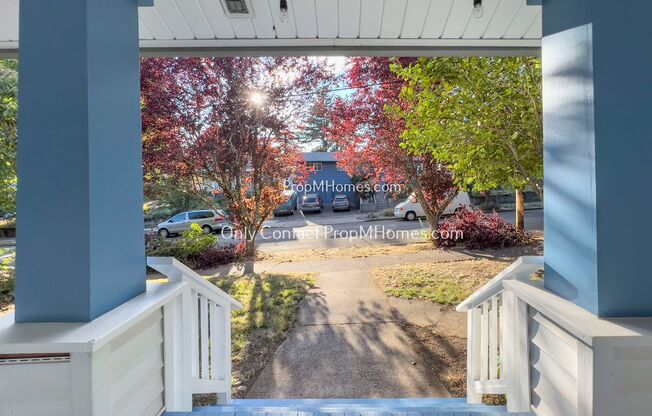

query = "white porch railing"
[457,256,544,413]
[147,256,243,411]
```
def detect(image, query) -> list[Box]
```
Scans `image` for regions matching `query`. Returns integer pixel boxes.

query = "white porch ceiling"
[0,0,541,56]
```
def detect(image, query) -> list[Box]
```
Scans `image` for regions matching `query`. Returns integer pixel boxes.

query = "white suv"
[394,192,472,221]
[156,210,230,238]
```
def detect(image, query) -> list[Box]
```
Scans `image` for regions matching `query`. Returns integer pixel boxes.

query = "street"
[249,209,543,252]
[0,210,543,255]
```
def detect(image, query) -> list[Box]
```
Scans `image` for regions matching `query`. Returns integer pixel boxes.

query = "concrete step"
[164,398,529,416]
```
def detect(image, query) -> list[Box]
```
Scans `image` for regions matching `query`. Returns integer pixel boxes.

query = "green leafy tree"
[296,95,339,152]
[0,60,17,214]
[350,173,376,202]
[391,57,542,229]
[145,175,212,212]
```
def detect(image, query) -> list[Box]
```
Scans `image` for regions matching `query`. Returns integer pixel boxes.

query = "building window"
[188,211,214,220]
[308,162,322,171]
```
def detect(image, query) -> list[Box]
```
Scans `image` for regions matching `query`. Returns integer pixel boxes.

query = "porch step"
[164,398,530,416]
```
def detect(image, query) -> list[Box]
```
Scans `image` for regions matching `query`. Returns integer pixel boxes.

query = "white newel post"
[147,257,243,408]
[466,308,482,403]
[163,286,193,411]
[215,304,232,404]
[576,340,594,416]
[503,290,530,413]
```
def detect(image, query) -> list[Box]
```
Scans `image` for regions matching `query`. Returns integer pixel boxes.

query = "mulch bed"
[399,322,468,397]
[398,321,506,405]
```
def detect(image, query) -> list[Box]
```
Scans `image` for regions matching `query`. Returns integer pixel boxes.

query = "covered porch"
[1,0,651,415]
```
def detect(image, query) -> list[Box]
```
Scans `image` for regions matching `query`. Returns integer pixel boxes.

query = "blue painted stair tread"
[163,398,530,416]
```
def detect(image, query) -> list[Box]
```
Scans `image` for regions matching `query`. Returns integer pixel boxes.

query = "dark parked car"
[1,212,15,220]
[332,194,351,211]
[300,193,323,213]
[273,191,298,216]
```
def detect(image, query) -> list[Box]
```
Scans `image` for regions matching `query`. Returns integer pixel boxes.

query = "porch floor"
[164,398,530,416]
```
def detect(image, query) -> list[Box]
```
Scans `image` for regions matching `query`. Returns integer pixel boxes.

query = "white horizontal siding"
[110,309,164,380]
[529,313,577,377]
[113,368,165,416]
[0,361,72,416]
[529,311,578,416]
[0,399,72,416]
[109,308,165,416]
[614,345,652,413]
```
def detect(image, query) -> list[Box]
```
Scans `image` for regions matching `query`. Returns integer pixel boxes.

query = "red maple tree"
[328,57,458,245]
[141,57,328,255]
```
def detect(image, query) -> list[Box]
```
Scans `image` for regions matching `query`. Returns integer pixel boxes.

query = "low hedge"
[146,224,243,270]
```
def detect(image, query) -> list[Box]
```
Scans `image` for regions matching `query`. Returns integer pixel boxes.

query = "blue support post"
[16,0,145,322]
[543,0,652,316]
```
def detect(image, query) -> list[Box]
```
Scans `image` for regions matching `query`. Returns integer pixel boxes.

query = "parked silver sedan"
[156,209,230,238]
[332,194,351,211]
[299,194,323,213]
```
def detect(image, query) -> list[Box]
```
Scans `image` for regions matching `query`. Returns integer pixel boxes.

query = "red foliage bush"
[194,245,241,270]
[439,208,530,249]
[146,233,244,270]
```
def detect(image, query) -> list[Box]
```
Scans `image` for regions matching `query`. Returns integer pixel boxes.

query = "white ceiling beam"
[0,0,542,56]
[135,37,540,58]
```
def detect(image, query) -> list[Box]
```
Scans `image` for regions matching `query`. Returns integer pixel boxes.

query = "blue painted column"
[543,0,652,317]
[16,0,145,322]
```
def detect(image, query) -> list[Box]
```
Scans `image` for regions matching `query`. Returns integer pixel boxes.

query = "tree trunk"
[515,188,525,232]
[244,239,256,258]
[424,213,441,248]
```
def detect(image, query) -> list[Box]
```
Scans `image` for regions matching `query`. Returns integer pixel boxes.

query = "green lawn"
[205,272,316,401]
[374,260,510,305]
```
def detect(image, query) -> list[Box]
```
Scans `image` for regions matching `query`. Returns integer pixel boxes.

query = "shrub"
[144,206,175,222]
[145,234,185,259]
[0,218,16,229]
[0,267,14,310]
[439,208,530,249]
[178,224,217,257]
[145,225,242,270]
[195,245,240,270]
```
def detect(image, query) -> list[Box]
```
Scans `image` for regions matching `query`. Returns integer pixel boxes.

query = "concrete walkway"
[245,257,453,399]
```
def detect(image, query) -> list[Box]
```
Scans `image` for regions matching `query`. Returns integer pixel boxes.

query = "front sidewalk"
[264,209,396,229]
